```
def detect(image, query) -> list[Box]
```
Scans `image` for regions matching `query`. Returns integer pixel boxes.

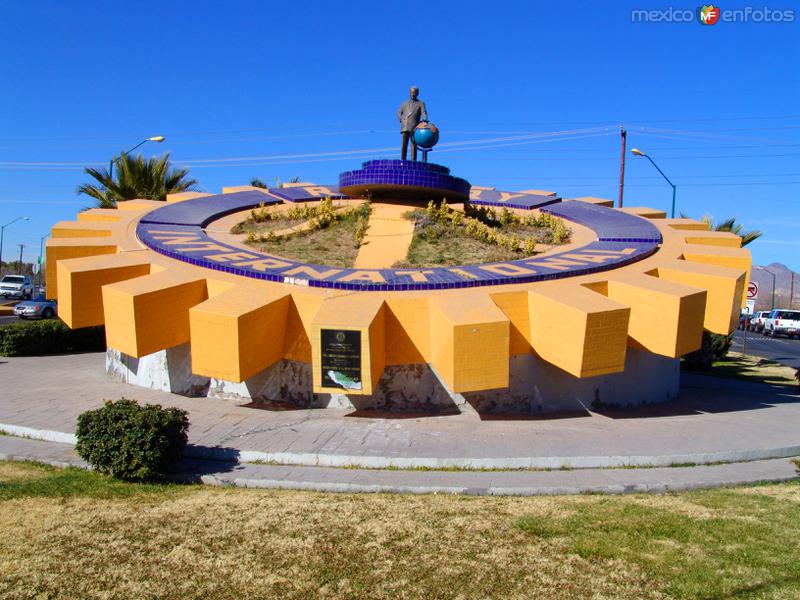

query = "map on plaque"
[321,329,362,391]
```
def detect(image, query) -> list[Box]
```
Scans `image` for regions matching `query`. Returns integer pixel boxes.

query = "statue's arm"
[421,102,428,122]
[397,104,404,122]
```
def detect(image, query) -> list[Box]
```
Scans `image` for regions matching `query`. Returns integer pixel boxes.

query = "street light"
[109,135,166,178]
[756,266,777,310]
[631,148,677,218]
[0,216,30,276]
[37,233,50,289]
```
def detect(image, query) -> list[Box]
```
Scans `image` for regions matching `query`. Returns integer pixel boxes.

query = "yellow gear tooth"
[189,287,291,382]
[649,260,746,334]
[221,185,275,195]
[680,243,751,306]
[115,199,166,211]
[166,191,213,203]
[76,209,124,223]
[517,188,557,197]
[665,218,709,231]
[529,284,630,378]
[683,231,742,248]
[102,271,208,358]
[56,251,154,329]
[384,297,430,364]
[619,206,668,219]
[46,237,119,299]
[283,294,324,363]
[591,272,707,358]
[489,290,533,356]
[310,295,386,395]
[429,294,510,393]
[572,196,614,207]
[51,220,115,239]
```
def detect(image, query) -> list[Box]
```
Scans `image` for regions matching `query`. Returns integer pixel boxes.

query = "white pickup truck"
[0,274,34,300]
[763,309,800,339]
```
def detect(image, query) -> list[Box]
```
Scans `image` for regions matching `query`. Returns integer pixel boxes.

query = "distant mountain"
[749,262,799,311]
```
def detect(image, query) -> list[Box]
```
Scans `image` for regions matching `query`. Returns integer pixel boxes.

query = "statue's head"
[409,86,419,100]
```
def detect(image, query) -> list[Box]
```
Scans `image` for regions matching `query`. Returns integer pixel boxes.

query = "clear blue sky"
[1,1,797,268]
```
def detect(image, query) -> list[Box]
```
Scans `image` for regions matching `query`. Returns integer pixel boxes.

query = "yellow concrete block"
[166,191,213,203]
[51,220,114,239]
[490,291,532,356]
[620,206,667,219]
[590,272,706,357]
[76,209,123,223]
[518,189,557,197]
[681,243,751,307]
[116,199,165,211]
[429,295,509,393]
[102,271,208,357]
[573,196,614,207]
[190,287,290,381]
[384,297,430,364]
[529,285,630,377]
[310,295,386,395]
[56,251,154,329]
[666,218,709,231]
[650,259,746,334]
[683,231,742,248]
[284,294,324,362]
[221,185,275,195]
[45,238,118,299]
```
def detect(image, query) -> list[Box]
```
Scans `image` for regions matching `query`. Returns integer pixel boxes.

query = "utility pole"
[17,243,24,273]
[791,271,796,309]
[618,126,626,208]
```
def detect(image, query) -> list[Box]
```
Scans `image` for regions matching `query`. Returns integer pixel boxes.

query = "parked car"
[0,274,33,299]
[748,311,771,333]
[763,309,800,339]
[13,295,57,319]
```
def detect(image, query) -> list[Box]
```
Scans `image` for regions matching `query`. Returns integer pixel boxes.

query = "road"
[732,329,800,368]
[0,315,20,326]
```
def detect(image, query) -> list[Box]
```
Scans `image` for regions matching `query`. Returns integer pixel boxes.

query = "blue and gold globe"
[413,122,439,149]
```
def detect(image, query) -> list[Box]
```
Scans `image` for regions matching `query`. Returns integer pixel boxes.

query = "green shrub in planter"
[76,398,189,481]
[0,319,105,356]
[683,331,733,371]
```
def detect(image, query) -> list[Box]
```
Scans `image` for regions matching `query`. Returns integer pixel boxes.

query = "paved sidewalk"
[1,436,796,495]
[1,353,800,470]
[353,202,415,268]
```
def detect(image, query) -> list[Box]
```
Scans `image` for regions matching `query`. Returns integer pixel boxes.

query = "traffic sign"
[746,299,755,314]
[747,281,759,299]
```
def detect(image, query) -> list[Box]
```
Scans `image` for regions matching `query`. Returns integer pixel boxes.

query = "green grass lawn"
[708,352,799,387]
[2,460,799,599]
[398,225,523,267]
[395,209,564,268]
[246,217,361,267]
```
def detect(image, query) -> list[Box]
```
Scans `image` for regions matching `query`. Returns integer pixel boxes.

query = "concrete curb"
[0,436,797,496]
[2,421,800,470]
[191,472,800,496]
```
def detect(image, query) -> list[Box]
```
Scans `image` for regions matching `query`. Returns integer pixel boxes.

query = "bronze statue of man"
[397,86,428,161]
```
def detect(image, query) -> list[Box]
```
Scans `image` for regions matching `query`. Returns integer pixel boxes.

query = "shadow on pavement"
[594,373,800,420]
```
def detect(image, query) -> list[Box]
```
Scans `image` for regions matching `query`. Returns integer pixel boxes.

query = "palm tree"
[680,213,762,246]
[701,215,762,247]
[78,153,198,208]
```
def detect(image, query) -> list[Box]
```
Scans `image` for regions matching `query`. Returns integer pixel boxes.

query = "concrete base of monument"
[105,346,679,415]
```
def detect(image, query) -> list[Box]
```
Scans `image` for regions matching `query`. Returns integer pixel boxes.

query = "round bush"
[76,398,189,481]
